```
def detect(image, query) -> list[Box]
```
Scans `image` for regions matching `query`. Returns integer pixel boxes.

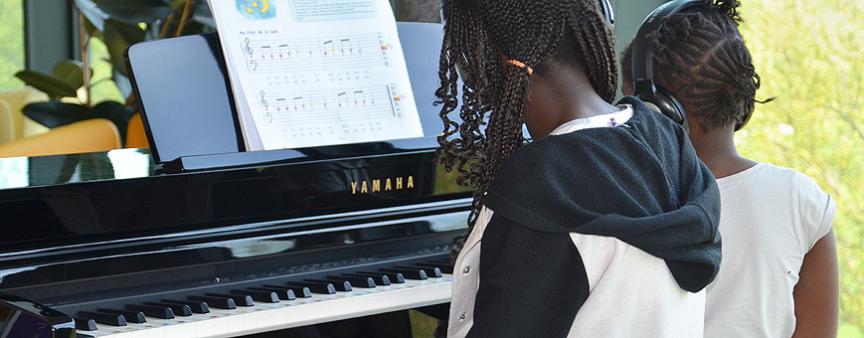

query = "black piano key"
[380,268,428,280]
[188,295,236,310]
[74,317,98,331]
[162,299,209,314]
[345,273,390,286]
[78,311,126,327]
[250,287,297,300]
[306,279,352,292]
[265,284,312,298]
[358,271,405,284]
[231,289,280,303]
[98,309,146,323]
[400,265,444,278]
[417,262,454,274]
[126,304,175,319]
[144,302,193,317]
[205,293,255,307]
[287,281,336,295]
[328,275,375,288]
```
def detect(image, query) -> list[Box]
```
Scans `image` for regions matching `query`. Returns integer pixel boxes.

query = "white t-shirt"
[704,163,836,338]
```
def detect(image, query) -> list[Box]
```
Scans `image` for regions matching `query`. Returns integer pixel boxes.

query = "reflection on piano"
[0,22,468,337]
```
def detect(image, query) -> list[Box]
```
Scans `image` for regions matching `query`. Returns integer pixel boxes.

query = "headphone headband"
[598,0,615,27]
[631,0,703,95]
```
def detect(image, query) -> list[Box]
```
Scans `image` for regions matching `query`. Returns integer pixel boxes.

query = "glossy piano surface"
[0,148,155,189]
[0,148,468,253]
[0,147,469,307]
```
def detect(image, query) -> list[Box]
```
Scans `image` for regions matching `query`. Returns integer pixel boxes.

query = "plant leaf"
[166,0,186,10]
[51,60,85,90]
[91,101,134,141]
[103,20,146,77]
[14,71,79,100]
[74,0,110,31]
[22,102,90,128]
[22,100,133,142]
[193,3,216,29]
[83,18,102,39]
[94,0,172,23]
[76,0,171,29]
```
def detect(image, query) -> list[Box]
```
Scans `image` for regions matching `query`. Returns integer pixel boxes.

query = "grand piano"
[0,22,468,337]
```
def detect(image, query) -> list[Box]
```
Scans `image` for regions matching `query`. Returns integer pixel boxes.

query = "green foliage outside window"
[0,0,24,91]
[738,1,863,336]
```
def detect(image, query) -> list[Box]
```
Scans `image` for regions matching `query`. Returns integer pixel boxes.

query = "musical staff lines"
[258,85,400,126]
[243,33,389,73]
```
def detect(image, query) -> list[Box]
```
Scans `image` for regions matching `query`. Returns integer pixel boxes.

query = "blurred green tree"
[0,0,24,91]
[738,0,863,336]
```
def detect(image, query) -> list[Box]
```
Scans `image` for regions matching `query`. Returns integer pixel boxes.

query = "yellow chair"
[125,113,150,149]
[0,100,13,144]
[0,88,50,142]
[0,119,121,158]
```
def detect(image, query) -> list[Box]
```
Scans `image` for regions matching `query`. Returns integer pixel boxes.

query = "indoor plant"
[15,0,213,142]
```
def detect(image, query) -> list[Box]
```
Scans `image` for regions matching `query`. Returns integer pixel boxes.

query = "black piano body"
[0,147,468,336]
[0,22,469,337]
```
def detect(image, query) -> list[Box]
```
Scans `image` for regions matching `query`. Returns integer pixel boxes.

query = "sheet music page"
[207,0,424,151]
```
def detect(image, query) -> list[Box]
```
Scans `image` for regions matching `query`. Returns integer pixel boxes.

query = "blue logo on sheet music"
[236,0,276,20]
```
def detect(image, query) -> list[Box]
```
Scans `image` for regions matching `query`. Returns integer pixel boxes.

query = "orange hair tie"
[506,59,534,76]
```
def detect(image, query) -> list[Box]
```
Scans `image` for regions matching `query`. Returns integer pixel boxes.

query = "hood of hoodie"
[484,97,721,292]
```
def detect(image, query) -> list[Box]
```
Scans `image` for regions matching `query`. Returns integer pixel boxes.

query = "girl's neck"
[523,63,618,139]
[689,124,757,179]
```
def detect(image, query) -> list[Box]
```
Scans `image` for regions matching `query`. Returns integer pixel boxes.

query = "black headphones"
[631,0,703,128]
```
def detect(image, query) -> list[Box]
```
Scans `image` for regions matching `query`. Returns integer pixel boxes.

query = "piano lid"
[0,147,469,254]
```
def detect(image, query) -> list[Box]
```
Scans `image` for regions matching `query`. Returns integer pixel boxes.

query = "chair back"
[0,119,121,158]
[0,88,50,140]
[0,101,14,144]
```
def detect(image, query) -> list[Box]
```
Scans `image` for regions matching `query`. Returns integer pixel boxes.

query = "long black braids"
[436,0,618,235]
[623,0,772,132]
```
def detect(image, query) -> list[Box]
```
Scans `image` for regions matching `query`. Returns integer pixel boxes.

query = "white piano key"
[82,275,452,337]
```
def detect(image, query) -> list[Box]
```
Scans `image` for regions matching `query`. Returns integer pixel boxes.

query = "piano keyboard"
[74,260,454,338]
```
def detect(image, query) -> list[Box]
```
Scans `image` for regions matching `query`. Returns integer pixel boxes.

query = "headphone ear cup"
[653,87,688,128]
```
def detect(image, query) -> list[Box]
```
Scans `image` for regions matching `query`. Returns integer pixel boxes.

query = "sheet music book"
[207,0,424,151]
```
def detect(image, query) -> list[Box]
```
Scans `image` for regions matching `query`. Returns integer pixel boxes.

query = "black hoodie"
[463,97,721,337]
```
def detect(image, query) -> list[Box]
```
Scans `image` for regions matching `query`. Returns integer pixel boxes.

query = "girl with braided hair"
[622,1,839,337]
[438,0,722,337]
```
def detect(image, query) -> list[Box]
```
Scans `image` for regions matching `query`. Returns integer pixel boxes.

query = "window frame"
[22,0,76,74]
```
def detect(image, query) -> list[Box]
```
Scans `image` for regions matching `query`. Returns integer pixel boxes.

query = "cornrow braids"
[436,0,618,230]
[627,0,770,132]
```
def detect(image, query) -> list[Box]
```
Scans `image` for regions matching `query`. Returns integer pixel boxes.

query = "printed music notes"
[258,86,397,126]
[207,0,422,151]
[259,91,273,123]
[241,34,387,73]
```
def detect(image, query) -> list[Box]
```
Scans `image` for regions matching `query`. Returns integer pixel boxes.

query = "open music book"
[207,0,424,151]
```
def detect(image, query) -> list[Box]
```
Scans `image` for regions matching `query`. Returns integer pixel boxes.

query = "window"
[0,0,25,91]
[89,38,125,104]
